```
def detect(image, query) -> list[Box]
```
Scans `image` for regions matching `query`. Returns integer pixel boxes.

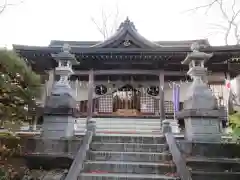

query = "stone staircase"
[79,135,180,180]
[187,157,240,180]
[178,141,240,180]
[75,118,162,135]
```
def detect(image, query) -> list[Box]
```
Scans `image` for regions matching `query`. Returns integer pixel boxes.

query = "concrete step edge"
[83,119,163,121]
[77,118,168,121]
[80,173,178,179]
[85,161,174,166]
[75,128,162,131]
[76,122,163,124]
[191,171,240,175]
[187,157,240,164]
[75,133,165,137]
[76,129,162,132]
[91,142,166,145]
[89,151,170,155]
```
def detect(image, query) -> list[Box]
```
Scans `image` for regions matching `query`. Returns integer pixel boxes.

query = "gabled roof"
[49,17,210,49]
[92,17,161,48]
[49,40,99,47]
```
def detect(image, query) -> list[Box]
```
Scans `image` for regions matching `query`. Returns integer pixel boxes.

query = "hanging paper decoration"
[168,81,172,88]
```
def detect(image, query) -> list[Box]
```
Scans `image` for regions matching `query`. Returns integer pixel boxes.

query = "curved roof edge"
[49,39,210,48]
[48,17,210,49]
[13,43,240,53]
[92,17,161,48]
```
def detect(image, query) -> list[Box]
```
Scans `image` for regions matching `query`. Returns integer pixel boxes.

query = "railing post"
[162,119,172,134]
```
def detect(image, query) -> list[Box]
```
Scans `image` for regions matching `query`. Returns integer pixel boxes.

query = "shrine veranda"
[13,18,240,124]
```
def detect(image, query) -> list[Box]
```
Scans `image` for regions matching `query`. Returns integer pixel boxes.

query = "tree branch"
[0,0,24,14]
[184,0,219,14]
[90,4,121,39]
[0,0,8,14]
[188,0,240,45]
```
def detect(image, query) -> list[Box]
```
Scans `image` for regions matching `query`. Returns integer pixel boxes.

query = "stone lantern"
[176,42,222,142]
[42,44,79,139]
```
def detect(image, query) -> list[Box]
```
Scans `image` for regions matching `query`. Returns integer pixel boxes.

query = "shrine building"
[13,18,240,134]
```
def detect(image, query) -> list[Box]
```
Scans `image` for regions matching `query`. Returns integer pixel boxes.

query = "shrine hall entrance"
[113,84,141,116]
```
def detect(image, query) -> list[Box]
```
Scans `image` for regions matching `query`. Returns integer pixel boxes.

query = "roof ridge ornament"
[118,16,137,31]
[191,42,201,52]
[62,43,71,52]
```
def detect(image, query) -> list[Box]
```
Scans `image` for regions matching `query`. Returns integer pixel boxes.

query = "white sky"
[1,0,238,47]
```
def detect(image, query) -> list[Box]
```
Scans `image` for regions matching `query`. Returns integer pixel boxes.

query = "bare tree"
[91,4,121,39]
[0,0,23,15]
[188,0,240,45]
[187,0,240,113]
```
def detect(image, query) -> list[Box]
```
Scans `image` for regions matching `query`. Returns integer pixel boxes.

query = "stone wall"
[178,141,240,158]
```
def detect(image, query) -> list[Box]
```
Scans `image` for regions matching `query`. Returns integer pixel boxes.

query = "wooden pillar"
[159,70,165,121]
[87,69,94,123]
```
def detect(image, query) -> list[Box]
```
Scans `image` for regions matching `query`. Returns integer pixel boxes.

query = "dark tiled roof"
[49,17,210,49]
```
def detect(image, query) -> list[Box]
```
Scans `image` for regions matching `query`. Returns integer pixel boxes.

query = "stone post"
[176,43,222,142]
[42,44,79,139]
[162,119,172,134]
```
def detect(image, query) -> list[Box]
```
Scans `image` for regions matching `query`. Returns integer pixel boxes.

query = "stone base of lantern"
[42,116,75,139]
[184,118,222,142]
[177,109,222,142]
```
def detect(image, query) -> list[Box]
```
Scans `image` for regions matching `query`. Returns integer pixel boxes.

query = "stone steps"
[83,161,176,174]
[187,156,240,172]
[186,156,240,180]
[90,143,168,152]
[79,173,179,180]
[87,151,172,162]
[75,118,162,134]
[191,171,240,180]
[92,135,167,144]
[79,135,179,180]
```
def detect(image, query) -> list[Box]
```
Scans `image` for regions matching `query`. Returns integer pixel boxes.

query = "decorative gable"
[93,17,161,49]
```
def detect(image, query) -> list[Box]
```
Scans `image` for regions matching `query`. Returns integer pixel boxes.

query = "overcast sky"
[0,0,238,47]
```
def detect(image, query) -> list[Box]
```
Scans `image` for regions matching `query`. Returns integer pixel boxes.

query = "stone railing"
[65,120,96,180]
[163,120,192,180]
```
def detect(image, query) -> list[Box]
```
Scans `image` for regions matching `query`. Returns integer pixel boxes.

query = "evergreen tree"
[0,50,41,126]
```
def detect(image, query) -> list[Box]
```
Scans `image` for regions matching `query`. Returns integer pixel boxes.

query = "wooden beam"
[73,69,186,76]
[159,70,165,122]
[86,69,94,123]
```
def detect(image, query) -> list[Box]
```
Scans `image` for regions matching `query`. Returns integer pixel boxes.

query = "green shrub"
[229,112,240,140]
